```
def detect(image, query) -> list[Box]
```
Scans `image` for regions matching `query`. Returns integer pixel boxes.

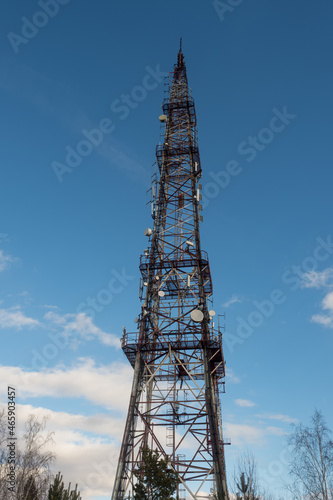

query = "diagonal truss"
[112,45,229,500]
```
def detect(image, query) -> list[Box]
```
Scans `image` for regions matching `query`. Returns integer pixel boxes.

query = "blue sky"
[1,1,333,498]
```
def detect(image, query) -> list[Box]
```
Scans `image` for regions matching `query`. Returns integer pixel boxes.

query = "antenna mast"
[112,46,229,500]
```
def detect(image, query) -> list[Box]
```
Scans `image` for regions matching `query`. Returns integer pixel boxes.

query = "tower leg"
[112,353,144,500]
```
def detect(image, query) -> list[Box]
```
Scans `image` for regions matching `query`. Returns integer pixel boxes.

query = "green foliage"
[63,482,81,500]
[48,472,81,500]
[134,447,179,500]
[48,472,65,500]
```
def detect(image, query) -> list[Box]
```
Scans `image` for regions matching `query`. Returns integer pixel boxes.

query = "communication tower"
[112,44,229,500]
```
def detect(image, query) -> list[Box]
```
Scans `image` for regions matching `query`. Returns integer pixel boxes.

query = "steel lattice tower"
[112,45,229,500]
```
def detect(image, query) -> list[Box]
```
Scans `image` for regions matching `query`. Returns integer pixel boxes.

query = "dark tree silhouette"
[48,472,65,500]
[233,451,261,500]
[133,447,179,500]
[48,472,81,500]
[24,475,39,500]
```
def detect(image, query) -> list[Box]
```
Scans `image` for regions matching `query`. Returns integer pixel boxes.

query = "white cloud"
[0,402,122,499]
[44,310,67,324]
[0,356,135,498]
[311,313,333,327]
[0,302,119,358]
[311,290,333,329]
[255,413,298,424]
[0,249,15,272]
[223,295,242,308]
[223,422,282,447]
[0,359,133,412]
[12,403,124,442]
[0,400,286,497]
[0,362,287,498]
[301,268,333,289]
[322,290,333,310]
[235,399,255,407]
[0,306,40,329]
[225,368,241,384]
[299,268,333,329]
[44,311,120,347]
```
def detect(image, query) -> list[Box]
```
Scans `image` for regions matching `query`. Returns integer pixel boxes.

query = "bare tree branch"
[286,409,333,500]
[0,410,55,500]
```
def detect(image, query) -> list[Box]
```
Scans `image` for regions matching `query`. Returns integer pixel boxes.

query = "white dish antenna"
[191,309,204,323]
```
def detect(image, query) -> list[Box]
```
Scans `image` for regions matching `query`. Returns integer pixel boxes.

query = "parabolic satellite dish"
[191,309,204,323]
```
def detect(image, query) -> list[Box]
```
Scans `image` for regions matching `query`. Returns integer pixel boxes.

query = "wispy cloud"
[225,368,241,384]
[235,399,255,407]
[0,249,15,272]
[97,139,150,181]
[223,422,283,447]
[255,413,298,424]
[300,268,333,289]
[312,312,333,327]
[222,295,242,308]
[0,302,119,348]
[0,306,40,329]
[1,55,150,183]
[312,290,333,328]
[44,311,120,347]
[300,268,333,329]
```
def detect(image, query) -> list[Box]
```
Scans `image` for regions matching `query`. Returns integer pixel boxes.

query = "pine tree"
[63,482,81,500]
[70,483,81,500]
[48,472,65,500]
[48,472,81,500]
[134,447,179,500]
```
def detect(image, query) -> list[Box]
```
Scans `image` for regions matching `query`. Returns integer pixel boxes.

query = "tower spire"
[111,47,229,500]
[175,39,186,82]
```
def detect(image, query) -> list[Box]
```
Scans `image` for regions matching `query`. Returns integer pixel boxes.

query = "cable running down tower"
[112,45,229,500]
